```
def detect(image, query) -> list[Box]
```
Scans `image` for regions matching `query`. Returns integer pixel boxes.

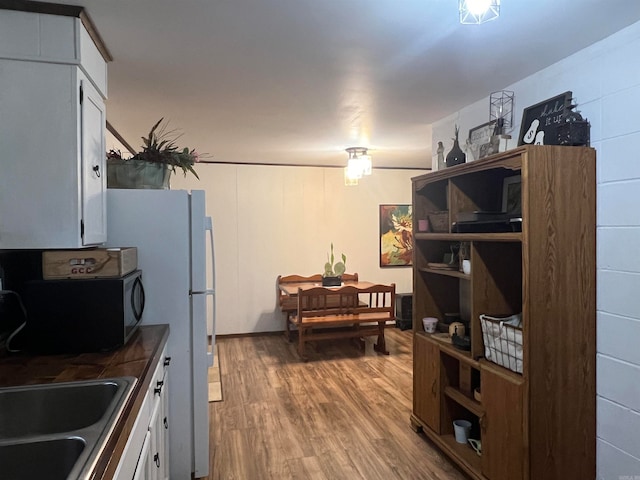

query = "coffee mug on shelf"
[453,419,472,444]
[422,317,438,333]
[468,438,482,456]
[462,259,471,275]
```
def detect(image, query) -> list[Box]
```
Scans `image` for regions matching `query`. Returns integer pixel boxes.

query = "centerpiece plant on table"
[322,243,347,286]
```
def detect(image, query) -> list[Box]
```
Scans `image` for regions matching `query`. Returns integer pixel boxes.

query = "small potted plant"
[107,118,202,189]
[323,243,346,286]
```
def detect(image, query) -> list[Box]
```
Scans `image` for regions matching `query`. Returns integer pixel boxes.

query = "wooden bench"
[289,283,395,360]
[277,273,359,341]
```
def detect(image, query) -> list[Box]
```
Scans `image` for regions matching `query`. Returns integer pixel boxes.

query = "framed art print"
[468,120,496,161]
[379,204,413,267]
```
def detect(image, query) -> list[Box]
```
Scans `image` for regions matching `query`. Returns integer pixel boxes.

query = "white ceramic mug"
[462,259,471,275]
[468,438,482,456]
[422,317,438,333]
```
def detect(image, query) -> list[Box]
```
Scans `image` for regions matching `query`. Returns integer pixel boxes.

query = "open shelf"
[440,433,482,472]
[427,333,478,367]
[444,386,483,417]
[415,232,522,242]
[419,267,469,279]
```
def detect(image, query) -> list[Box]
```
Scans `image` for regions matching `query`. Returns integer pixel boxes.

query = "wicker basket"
[479,313,523,374]
[427,211,449,233]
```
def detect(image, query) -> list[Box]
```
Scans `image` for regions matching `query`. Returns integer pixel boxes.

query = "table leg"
[373,321,389,355]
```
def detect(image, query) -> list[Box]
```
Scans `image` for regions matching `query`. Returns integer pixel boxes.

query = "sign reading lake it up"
[517,91,573,146]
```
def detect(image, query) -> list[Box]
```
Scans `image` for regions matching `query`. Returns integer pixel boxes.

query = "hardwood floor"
[203,328,467,480]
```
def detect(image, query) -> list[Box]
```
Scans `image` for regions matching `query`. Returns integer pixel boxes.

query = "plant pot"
[322,276,342,287]
[107,159,171,189]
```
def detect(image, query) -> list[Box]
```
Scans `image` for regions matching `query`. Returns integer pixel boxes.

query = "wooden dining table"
[278,280,377,297]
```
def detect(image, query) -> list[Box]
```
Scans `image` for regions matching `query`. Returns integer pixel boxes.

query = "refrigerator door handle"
[206,216,215,293]
[200,290,215,367]
[205,216,216,367]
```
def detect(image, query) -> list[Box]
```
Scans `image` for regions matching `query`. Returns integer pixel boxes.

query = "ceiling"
[43,0,640,169]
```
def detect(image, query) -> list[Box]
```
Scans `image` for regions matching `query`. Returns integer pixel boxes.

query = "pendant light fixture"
[459,0,500,24]
[344,147,372,186]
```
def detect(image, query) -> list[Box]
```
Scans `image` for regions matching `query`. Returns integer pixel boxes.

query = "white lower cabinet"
[115,345,171,480]
[132,432,152,480]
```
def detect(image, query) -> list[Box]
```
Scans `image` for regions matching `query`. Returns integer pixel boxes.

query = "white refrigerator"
[106,189,214,479]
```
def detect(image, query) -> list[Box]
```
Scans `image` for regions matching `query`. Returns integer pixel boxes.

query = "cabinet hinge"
[79,85,84,105]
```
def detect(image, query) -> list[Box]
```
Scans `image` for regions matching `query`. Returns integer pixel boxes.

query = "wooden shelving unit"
[410,145,596,480]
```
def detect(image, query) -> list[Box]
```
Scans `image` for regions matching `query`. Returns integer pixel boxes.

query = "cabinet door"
[149,399,162,480]
[160,369,170,480]
[413,334,440,432]
[80,74,107,245]
[481,364,524,480]
[133,431,152,480]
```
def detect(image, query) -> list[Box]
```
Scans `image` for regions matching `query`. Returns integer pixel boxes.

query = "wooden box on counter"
[43,247,137,279]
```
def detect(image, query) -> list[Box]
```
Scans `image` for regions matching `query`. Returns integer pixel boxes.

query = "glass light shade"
[344,167,359,186]
[347,158,365,179]
[344,146,372,185]
[360,154,372,175]
[459,0,500,24]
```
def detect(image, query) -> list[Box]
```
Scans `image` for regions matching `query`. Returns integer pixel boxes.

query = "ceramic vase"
[446,130,466,168]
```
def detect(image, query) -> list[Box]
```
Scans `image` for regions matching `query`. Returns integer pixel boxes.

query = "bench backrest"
[296,284,395,321]
[277,273,359,311]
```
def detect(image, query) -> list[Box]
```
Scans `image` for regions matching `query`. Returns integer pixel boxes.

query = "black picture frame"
[502,174,522,216]
[517,91,572,146]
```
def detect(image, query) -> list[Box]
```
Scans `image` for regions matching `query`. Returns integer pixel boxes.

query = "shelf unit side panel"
[523,146,596,480]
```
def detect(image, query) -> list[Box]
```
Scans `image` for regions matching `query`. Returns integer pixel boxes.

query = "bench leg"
[297,326,308,361]
[284,313,291,342]
[373,321,389,355]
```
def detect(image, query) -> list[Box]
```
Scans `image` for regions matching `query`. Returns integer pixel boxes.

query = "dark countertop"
[0,324,170,480]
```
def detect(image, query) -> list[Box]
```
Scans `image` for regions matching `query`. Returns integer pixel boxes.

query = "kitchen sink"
[0,380,125,438]
[0,377,136,479]
[0,438,86,480]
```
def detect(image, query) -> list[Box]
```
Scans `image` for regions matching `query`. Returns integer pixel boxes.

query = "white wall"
[431,20,640,480]
[172,164,424,335]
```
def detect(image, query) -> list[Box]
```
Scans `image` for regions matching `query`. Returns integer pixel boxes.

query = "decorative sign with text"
[517,91,573,146]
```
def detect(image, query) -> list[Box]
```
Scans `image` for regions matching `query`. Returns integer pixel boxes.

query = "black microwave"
[20,269,145,353]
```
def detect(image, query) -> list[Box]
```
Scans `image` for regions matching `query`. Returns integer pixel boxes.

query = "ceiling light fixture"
[344,147,372,186]
[459,0,500,24]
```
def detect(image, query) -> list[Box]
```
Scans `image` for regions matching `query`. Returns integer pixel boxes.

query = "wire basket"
[479,313,523,374]
[427,211,449,233]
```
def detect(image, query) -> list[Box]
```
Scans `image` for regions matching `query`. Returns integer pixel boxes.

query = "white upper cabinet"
[0,7,110,249]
